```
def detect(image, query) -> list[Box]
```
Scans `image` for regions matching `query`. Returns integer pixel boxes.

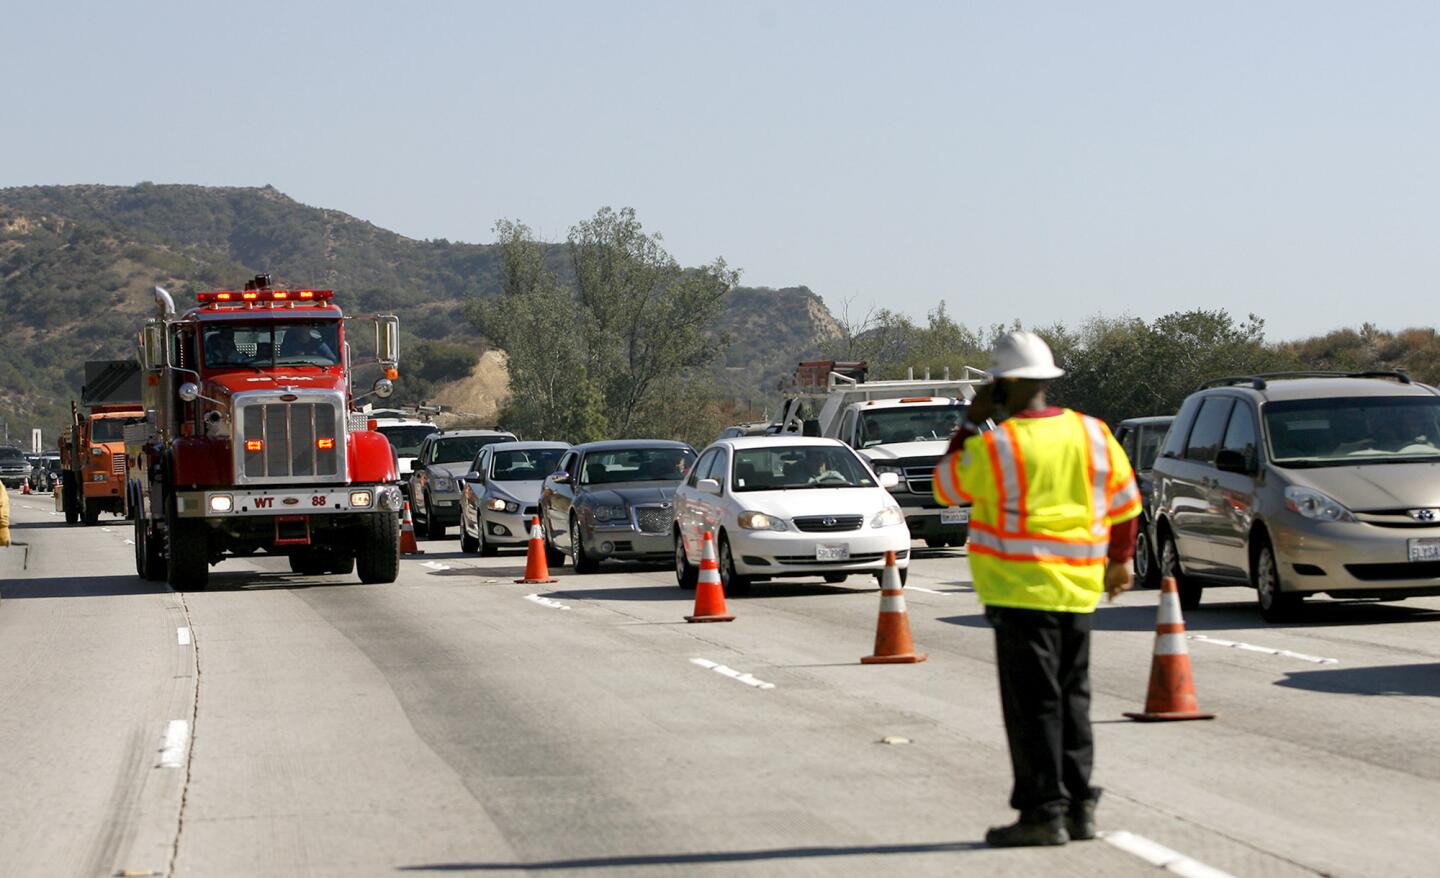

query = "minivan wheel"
[1160,531,1202,611]
[1256,543,1303,623]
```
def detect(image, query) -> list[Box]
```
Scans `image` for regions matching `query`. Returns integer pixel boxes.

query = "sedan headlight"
[737,511,788,531]
[432,476,456,493]
[485,497,520,513]
[592,504,628,522]
[870,506,904,528]
[1284,486,1356,522]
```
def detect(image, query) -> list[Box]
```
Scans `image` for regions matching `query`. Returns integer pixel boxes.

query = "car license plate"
[941,507,970,525]
[1408,538,1440,562]
[816,544,850,561]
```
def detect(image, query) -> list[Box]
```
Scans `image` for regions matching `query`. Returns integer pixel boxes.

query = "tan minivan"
[1150,372,1440,621]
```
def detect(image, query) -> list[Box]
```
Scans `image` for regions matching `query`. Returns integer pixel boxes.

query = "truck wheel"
[923,536,948,549]
[82,498,101,526]
[357,511,400,584]
[424,495,446,539]
[134,514,164,581]
[62,477,79,525]
[329,553,356,576]
[167,515,210,592]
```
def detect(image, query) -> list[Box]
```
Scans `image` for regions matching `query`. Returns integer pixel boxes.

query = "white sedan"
[673,436,911,592]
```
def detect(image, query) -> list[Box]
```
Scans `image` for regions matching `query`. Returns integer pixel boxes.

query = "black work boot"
[1067,789,1101,841]
[984,814,1069,848]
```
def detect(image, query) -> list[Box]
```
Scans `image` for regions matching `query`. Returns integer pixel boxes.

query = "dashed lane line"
[177,627,191,646]
[158,720,189,769]
[1100,831,1235,878]
[906,586,951,596]
[123,539,135,545]
[419,560,452,571]
[525,594,571,610]
[1188,634,1338,665]
[690,657,776,690]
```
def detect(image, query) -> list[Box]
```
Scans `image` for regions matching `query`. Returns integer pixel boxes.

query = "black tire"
[424,495,446,539]
[675,530,698,590]
[134,512,164,581]
[1160,529,1202,611]
[824,573,849,584]
[82,498,101,526]
[717,533,751,595]
[1255,541,1303,623]
[459,519,479,553]
[329,553,355,576]
[541,515,566,567]
[1135,517,1160,589]
[874,567,910,586]
[478,521,498,556]
[289,551,328,576]
[356,511,400,584]
[62,476,79,525]
[923,536,948,549]
[570,516,599,574]
[166,514,210,592]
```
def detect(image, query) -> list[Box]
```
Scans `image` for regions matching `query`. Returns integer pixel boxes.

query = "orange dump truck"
[59,361,145,525]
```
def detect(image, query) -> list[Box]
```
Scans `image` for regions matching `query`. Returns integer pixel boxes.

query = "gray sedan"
[459,441,570,555]
[540,440,697,572]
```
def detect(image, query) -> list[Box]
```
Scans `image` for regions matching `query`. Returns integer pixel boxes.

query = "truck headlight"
[433,476,456,493]
[738,511,788,531]
[209,494,234,513]
[349,490,373,508]
[873,463,903,475]
[870,506,904,528]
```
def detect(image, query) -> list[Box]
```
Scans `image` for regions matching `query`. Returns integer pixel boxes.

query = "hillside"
[0,184,838,443]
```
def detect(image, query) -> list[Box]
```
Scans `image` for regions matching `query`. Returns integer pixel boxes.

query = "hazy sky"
[5,1,1438,340]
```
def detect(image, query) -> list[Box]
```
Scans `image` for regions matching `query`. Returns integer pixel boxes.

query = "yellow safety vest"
[933,410,1141,613]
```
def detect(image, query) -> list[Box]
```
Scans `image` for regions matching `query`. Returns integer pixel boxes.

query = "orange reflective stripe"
[932,451,969,506]
[1003,420,1029,534]
[1108,480,1140,516]
[1080,414,1110,537]
[987,426,1024,534]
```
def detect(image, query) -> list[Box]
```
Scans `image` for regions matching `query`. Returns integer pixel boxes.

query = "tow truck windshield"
[202,322,341,368]
[858,405,965,448]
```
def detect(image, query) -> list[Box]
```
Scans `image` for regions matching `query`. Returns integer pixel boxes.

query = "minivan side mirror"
[1214,449,1253,474]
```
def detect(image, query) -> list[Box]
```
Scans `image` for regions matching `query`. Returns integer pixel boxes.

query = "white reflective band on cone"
[879,592,906,613]
[1157,592,1185,626]
[1154,633,1190,656]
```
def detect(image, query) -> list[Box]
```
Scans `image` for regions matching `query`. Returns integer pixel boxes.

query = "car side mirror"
[697,478,722,496]
[550,471,571,484]
[1214,449,1253,474]
[464,470,480,481]
[878,471,901,489]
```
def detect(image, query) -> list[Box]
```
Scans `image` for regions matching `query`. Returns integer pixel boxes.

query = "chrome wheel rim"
[675,537,686,578]
[719,540,732,588]
[1161,537,1177,578]
[1135,530,1151,579]
[571,519,582,561]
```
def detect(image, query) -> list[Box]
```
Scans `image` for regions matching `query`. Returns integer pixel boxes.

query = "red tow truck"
[128,275,404,590]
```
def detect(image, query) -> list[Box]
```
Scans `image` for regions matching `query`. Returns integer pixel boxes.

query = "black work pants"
[985,605,1095,820]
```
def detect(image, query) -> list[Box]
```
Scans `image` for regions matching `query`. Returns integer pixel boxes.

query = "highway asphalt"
[2,497,1437,877]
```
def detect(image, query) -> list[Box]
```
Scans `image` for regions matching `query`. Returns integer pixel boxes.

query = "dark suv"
[1114,416,1174,588]
[1150,371,1440,621]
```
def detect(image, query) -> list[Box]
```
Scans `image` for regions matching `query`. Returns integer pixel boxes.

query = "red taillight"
[245,440,263,452]
[317,438,335,450]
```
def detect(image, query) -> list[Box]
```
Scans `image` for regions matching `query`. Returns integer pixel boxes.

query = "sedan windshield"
[203,322,342,368]
[732,446,877,491]
[1265,397,1440,466]
[491,449,566,481]
[859,405,965,447]
[432,435,512,464]
[581,448,695,485]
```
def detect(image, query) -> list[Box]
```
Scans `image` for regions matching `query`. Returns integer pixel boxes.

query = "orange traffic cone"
[862,551,926,663]
[1124,576,1216,722]
[399,501,424,555]
[515,516,558,584]
[21,482,31,495]
[685,531,734,623]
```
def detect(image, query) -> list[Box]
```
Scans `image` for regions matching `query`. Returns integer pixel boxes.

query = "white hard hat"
[986,331,1065,380]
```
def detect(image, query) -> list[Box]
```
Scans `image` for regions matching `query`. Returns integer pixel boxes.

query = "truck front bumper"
[898,503,970,542]
[176,485,403,518]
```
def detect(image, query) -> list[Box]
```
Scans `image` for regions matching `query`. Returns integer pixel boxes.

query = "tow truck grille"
[235,394,346,485]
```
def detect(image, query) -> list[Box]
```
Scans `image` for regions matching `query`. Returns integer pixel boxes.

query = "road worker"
[0,480,10,547]
[933,331,1141,847]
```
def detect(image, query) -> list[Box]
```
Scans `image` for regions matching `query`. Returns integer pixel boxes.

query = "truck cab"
[777,361,986,547]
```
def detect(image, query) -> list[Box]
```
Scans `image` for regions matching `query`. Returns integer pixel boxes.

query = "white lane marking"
[906,586,950,596]
[101,527,113,532]
[420,560,451,571]
[1100,831,1235,878]
[525,594,570,610]
[177,627,191,645]
[123,539,135,545]
[1188,634,1338,665]
[158,720,189,768]
[690,657,776,690]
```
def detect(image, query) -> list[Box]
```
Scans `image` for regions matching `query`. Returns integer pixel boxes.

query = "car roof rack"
[1196,370,1412,392]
